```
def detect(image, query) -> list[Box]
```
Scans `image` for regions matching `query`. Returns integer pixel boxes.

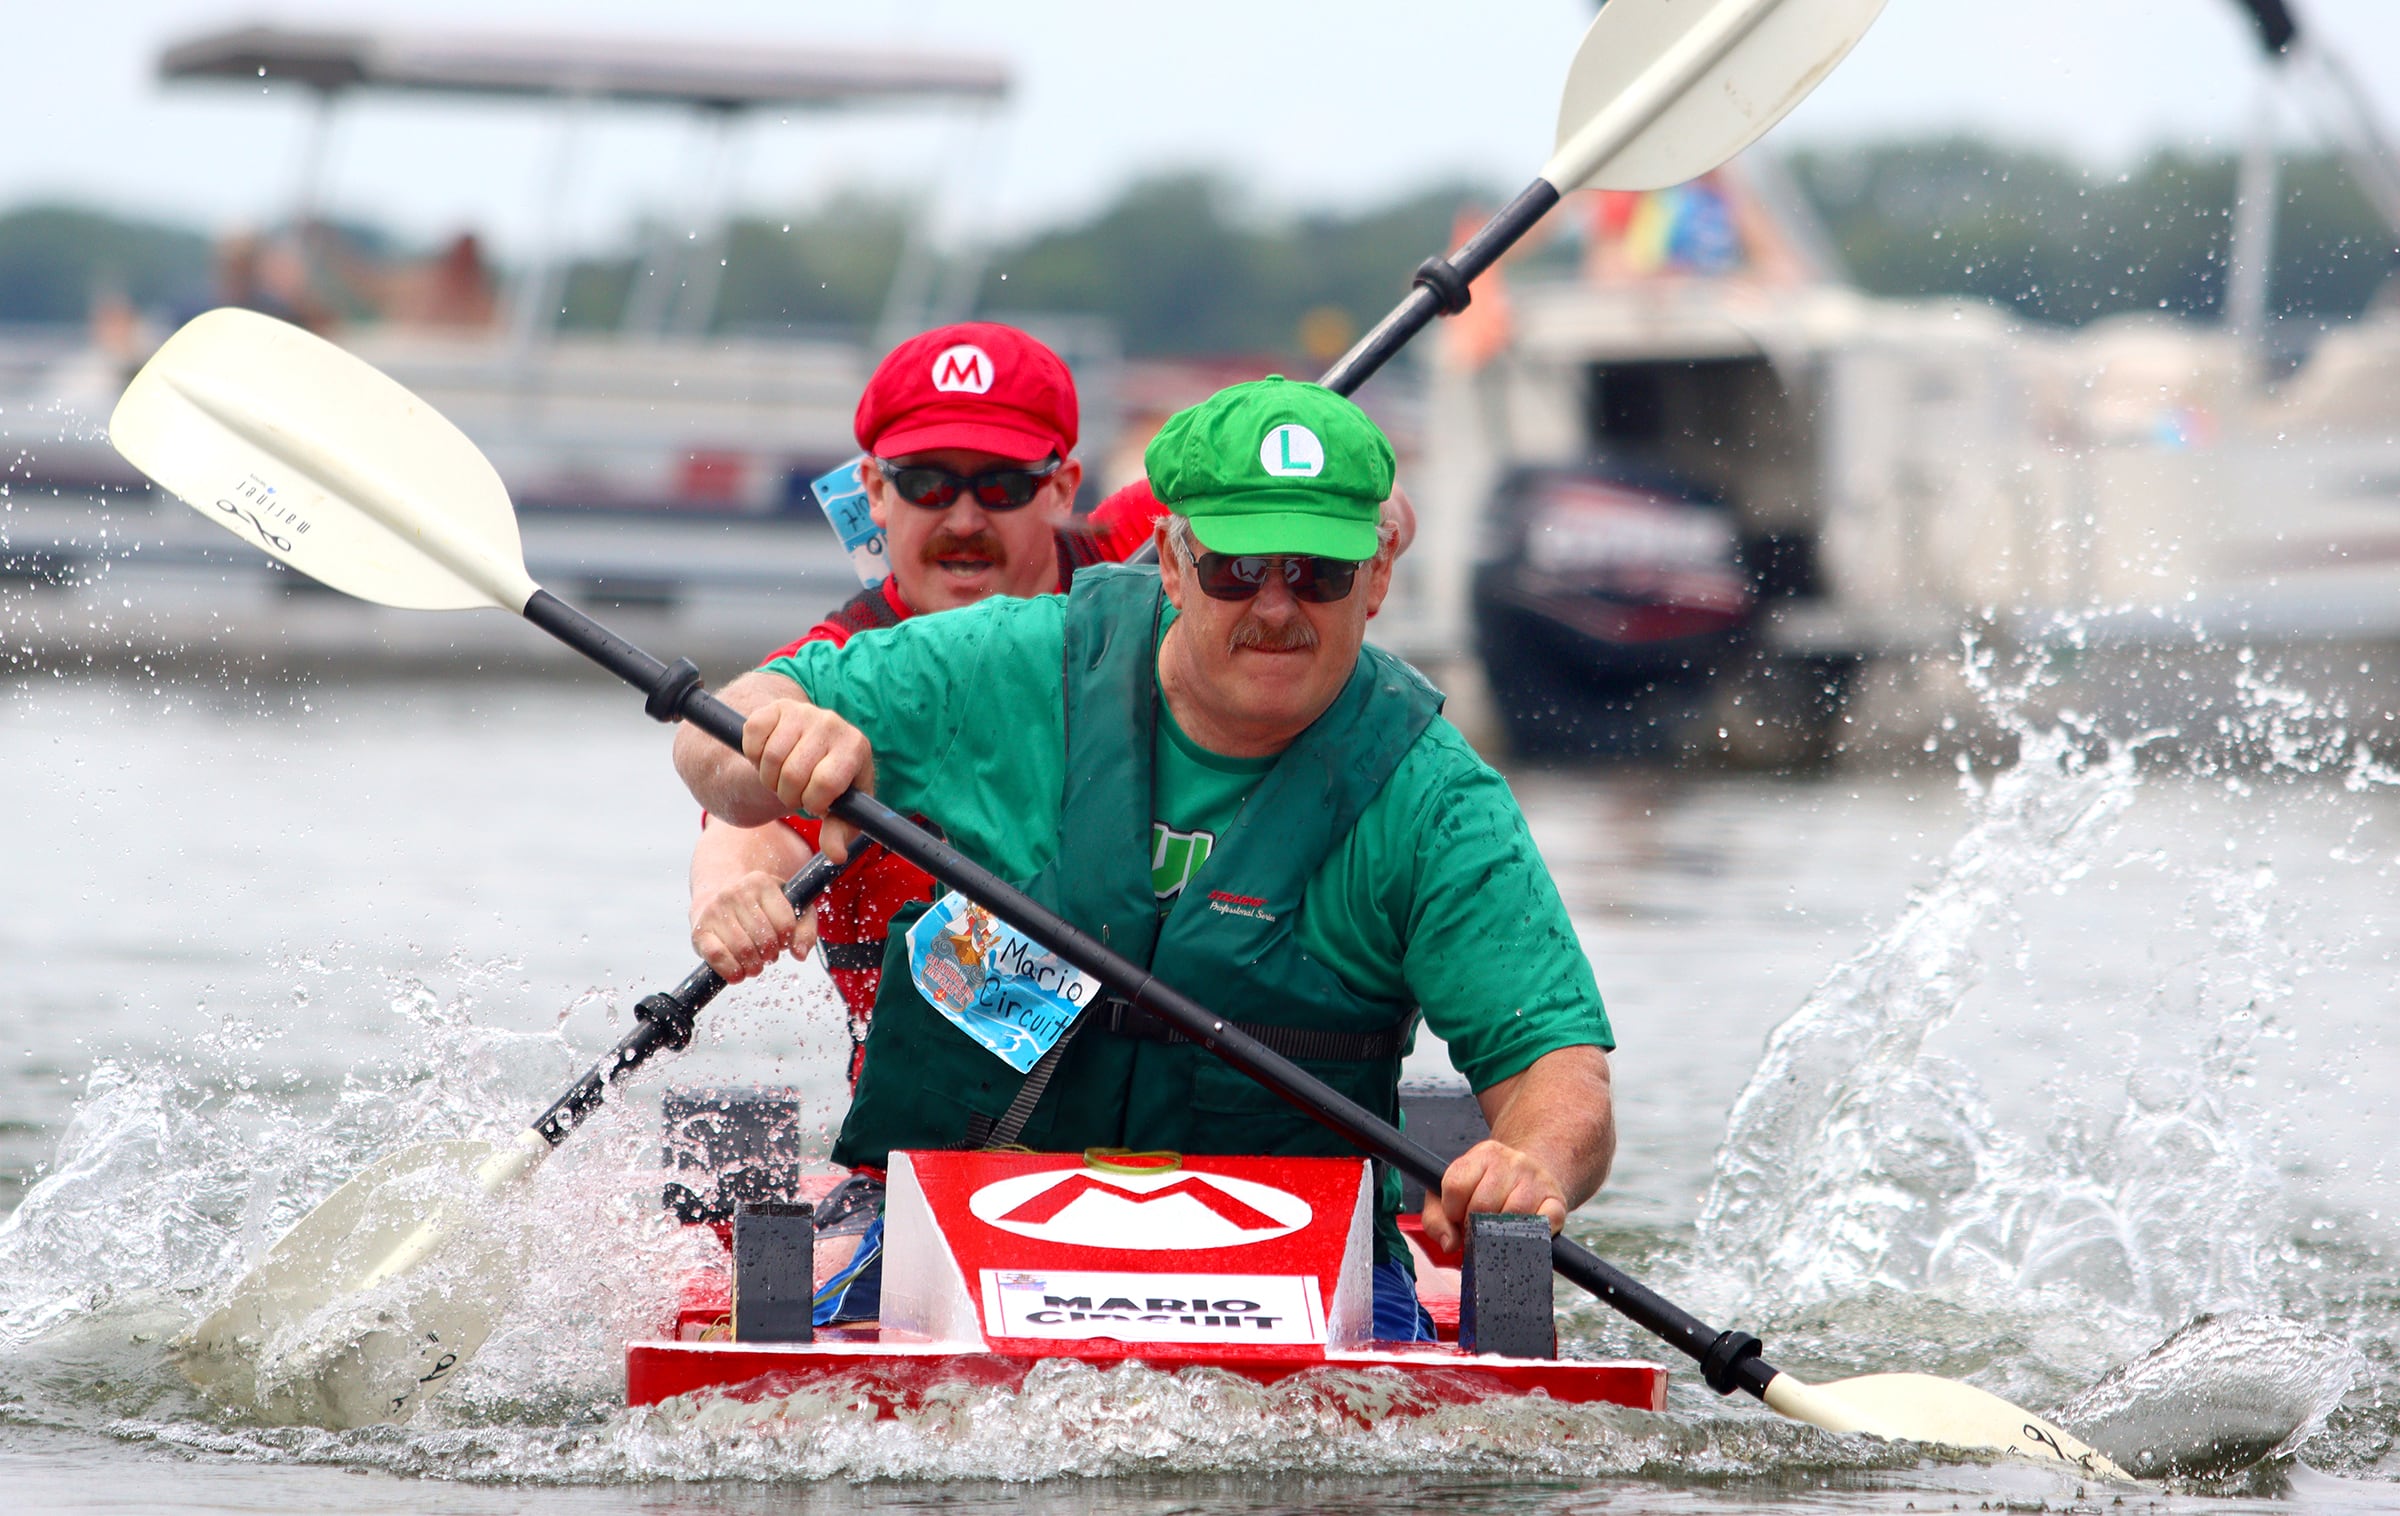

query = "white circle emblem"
[1259,424,1325,478]
[968,1168,1312,1250]
[930,343,995,394]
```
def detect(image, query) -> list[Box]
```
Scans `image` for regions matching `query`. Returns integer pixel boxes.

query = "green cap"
[1144,376,1394,560]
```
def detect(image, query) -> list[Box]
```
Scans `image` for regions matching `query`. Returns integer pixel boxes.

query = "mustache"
[1228,614,1318,654]
[922,528,1006,565]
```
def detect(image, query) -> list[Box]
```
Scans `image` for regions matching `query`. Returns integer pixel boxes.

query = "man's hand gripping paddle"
[108,1,2128,1481]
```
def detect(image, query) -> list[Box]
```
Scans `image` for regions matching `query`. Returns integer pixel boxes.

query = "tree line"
[1,138,2391,353]
[1784,137,2392,327]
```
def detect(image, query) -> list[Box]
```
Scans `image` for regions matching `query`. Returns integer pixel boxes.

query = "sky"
[8,0,2400,259]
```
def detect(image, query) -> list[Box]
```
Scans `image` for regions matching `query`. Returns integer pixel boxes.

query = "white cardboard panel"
[875,1152,984,1346]
[1326,1160,1374,1348]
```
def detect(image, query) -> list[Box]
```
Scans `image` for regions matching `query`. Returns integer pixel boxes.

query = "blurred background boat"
[1421,0,2400,764]
[0,23,1088,672]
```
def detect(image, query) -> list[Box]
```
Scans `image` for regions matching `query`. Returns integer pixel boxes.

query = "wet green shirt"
[1149,698,1269,906]
[762,592,1611,1090]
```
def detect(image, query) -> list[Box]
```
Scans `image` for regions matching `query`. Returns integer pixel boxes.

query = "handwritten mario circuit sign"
[907,891,1100,1072]
[982,1269,1325,1345]
[967,1167,1312,1250]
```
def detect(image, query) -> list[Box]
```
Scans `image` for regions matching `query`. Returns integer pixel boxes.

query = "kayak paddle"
[1316,0,1888,396]
[171,830,848,1427]
[109,309,2131,1479]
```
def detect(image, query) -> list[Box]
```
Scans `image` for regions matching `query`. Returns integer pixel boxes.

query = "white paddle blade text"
[1764,1371,2135,1482]
[108,307,539,613]
[176,1132,548,1427]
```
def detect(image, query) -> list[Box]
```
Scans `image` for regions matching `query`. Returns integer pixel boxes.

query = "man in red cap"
[687,322,1165,1082]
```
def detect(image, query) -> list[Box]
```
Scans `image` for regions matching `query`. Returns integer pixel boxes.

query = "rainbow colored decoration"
[1594,175,1744,276]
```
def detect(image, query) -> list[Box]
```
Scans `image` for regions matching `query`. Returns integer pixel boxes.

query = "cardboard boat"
[625,1149,1668,1416]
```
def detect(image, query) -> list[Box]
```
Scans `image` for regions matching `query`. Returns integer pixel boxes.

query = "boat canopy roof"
[159,25,1009,111]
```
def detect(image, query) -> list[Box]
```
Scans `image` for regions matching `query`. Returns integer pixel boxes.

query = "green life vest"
[832,565,1443,1245]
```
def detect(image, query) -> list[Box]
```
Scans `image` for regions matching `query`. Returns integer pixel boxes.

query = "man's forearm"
[1480,1045,1616,1208]
[673,670,806,823]
[690,813,814,900]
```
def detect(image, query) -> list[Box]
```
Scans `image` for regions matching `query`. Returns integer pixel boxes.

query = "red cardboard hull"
[625,1335,1668,1415]
[625,1151,1668,1419]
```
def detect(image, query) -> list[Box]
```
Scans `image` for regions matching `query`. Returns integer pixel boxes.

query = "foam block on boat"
[732,1202,814,1343]
[1460,1212,1554,1359]
[662,1086,807,1224]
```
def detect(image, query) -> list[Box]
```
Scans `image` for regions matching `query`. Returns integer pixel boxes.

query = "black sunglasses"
[1191,551,1363,604]
[874,456,1061,511]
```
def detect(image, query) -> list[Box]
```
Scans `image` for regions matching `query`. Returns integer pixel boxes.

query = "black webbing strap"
[819,942,884,973]
[1095,998,1406,1062]
[980,1015,1082,1149]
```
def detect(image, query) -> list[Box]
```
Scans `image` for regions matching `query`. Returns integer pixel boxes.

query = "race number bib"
[809,456,888,588]
[906,892,1100,1072]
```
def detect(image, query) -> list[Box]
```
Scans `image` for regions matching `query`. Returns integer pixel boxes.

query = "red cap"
[853,322,1078,462]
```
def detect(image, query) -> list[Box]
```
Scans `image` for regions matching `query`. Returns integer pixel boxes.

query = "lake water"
[3,642,2398,1512]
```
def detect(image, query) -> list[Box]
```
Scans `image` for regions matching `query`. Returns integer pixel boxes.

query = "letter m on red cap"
[930,343,994,395]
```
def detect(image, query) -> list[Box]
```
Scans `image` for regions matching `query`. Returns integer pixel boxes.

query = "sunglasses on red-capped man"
[874,456,1062,511]
[1191,551,1364,604]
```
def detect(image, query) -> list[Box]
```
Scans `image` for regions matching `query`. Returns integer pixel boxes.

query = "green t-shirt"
[762,593,1612,1090]
[1150,698,1268,906]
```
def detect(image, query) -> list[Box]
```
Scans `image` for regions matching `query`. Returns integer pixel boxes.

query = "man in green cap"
[673,377,1615,1339]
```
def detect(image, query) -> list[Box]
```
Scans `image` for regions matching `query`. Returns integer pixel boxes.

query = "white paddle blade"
[108,307,540,613]
[177,1133,546,1427]
[1547,0,1887,192]
[1764,1372,2135,1482]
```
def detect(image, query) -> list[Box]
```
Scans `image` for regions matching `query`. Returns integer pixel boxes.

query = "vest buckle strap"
[819,941,886,973]
[1097,995,1404,1062]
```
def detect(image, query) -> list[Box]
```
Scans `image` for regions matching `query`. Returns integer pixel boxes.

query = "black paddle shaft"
[521,776,854,1145]
[1316,178,1560,397]
[1119,178,1557,564]
[518,587,1781,1399]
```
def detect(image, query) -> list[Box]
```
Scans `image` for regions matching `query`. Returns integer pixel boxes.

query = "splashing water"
[2057,1314,2366,1480]
[1694,707,2190,1317]
[0,949,1906,1490]
[0,964,697,1432]
[0,1040,1914,1487]
[1692,625,2389,1471]
[0,957,1952,1491]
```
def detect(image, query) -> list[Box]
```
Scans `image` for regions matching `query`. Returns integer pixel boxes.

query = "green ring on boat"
[1084,1147,1182,1175]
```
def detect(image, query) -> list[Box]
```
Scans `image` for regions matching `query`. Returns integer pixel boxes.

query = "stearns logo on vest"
[967,1168,1313,1250]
